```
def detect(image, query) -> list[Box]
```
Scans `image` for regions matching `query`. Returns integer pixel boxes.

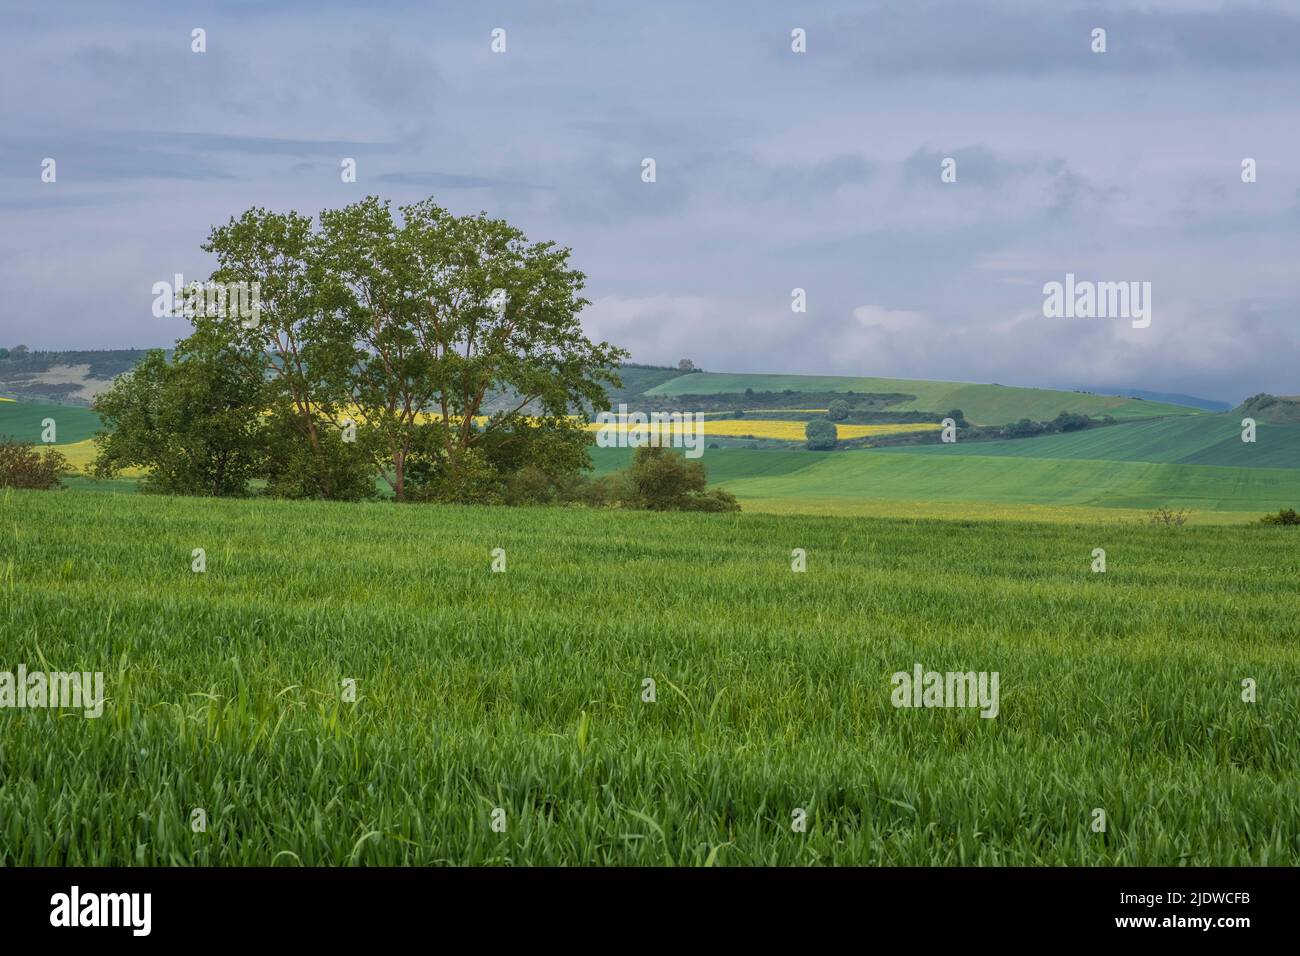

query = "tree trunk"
[212,451,227,496]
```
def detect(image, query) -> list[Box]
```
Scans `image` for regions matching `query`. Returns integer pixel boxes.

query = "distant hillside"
[606,364,697,404]
[1235,393,1300,424]
[0,348,1245,433]
[0,352,695,411]
[876,413,1300,470]
[0,348,159,405]
[641,371,1200,425]
[1076,387,1232,413]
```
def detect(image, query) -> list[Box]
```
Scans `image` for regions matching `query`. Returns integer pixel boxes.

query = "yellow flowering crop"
[585,419,939,442]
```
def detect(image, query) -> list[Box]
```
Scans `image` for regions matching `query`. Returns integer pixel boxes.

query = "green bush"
[406,446,503,505]
[92,347,271,498]
[805,418,837,451]
[827,399,850,421]
[502,463,558,505]
[259,408,376,502]
[1053,411,1092,432]
[0,441,69,490]
[1001,418,1045,439]
[1260,508,1300,525]
[619,446,740,512]
[677,487,741,512]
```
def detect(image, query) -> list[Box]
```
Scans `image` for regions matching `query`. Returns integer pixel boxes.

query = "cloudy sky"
[1,0,1297,403]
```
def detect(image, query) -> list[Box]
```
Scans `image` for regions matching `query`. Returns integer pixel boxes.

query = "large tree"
[315,196,625,500]
[198,208,363,498]
[102,195,625,503]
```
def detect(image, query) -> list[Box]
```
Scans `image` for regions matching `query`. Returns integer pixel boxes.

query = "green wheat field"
[2,487,1297,865]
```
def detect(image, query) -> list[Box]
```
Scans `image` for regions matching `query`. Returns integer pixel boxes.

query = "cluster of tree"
[93,196,637,504]
[0,441,68,490]
[0,348,149,378]
[999,411,1097,439]
[1236,393,1300,425]
[805,407,966,451]
[655,389,915,415]
[855,409,1112,450]
[495,446,739,511]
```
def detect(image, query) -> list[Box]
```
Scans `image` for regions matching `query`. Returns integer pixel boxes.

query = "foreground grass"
[2,489,1298,865]
[730,496,1267,525]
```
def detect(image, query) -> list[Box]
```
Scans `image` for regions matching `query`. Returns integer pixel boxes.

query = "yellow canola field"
[51,414,939,476]
[585,419,940,442]
[50,439,147,477]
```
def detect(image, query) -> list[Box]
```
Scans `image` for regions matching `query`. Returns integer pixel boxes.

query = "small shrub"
[0,440,70,490]
[827,399,850,422]
[676,487,741,512]
[502,464,558,505]
[619,446,740,512]
[1148,507,1191,526]
[1259,508,1300,526]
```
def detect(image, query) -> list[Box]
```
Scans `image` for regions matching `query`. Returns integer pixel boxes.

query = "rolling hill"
[0,351,1216,426]
[642,371,1200,424]
[589,445,1300,521]
[585,395,1299,521]
[0,399,103,444]
[5,359,1294,524]
[878,414,1300,470]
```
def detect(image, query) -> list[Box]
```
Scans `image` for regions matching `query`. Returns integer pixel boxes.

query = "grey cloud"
[2,0,1298,402]
[348,32,441,109]
[0,139,235,181]
[818,2,1300,77]
[904,146,1010,188]
[123,132,404,157]
[378,171,544,191]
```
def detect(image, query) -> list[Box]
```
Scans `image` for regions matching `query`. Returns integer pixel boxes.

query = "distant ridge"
[1072,387,1231,413]
[641,371,1202,425]
[1234,393,1300,424]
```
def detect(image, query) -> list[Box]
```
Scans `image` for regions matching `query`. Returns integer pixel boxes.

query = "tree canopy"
[95,196,628,502]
